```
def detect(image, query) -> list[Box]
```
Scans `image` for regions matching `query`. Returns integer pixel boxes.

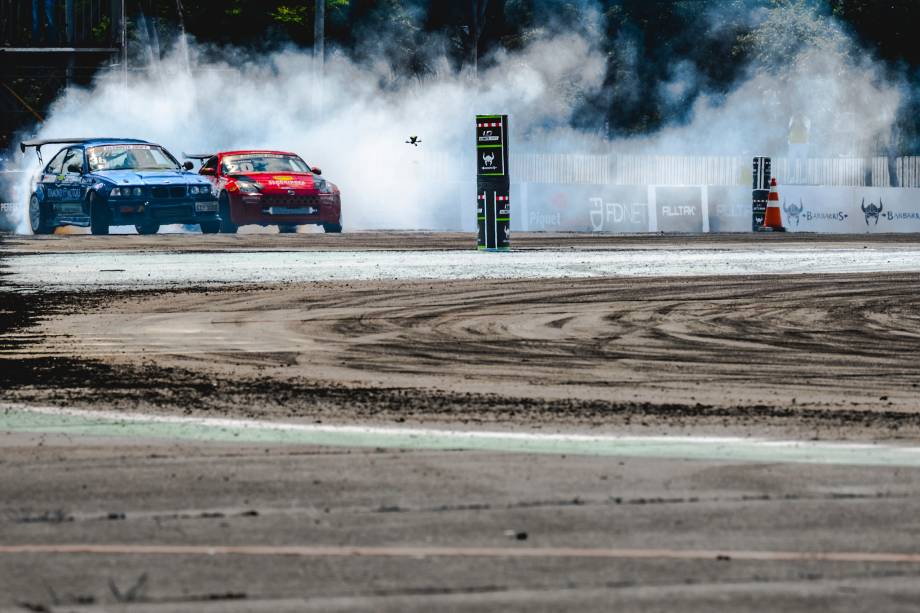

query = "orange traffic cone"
[763,177,785,232]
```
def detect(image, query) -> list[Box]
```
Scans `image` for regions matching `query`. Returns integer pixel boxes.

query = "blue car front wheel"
[29,195,53,235]
[135,222,160,235]
[89,192,109,235]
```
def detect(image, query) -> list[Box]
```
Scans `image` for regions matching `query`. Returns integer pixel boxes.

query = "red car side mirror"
[200,167,215,176]
[311,167,322,175]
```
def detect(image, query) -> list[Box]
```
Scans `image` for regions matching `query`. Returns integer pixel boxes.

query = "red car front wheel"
[218,193,238,234]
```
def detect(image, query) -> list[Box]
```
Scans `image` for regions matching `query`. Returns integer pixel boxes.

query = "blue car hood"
[95,169,208,186]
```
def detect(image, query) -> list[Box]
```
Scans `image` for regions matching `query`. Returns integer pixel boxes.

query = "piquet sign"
[476,114,510,250]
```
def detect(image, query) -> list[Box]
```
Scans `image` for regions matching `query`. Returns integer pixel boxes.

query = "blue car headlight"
[111,187,143,197]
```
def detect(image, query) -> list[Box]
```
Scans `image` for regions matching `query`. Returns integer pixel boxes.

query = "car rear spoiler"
[182,152,214,161]
[20,138,94,162]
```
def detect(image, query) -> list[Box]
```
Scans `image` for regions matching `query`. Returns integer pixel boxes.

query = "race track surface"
[3,232,920,611]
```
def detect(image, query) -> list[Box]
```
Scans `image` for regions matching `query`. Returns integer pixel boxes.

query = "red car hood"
[229,172,318,193]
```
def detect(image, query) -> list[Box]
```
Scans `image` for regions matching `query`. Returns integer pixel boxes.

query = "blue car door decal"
[59,149,85,214]
[40,149,68,206]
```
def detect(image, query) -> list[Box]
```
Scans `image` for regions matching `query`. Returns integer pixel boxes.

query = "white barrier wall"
[779,186,920,233]
[513,184,920,233]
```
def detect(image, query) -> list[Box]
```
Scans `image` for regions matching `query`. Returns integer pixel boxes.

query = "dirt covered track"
[4,232,920,436]
[4,232,920,611]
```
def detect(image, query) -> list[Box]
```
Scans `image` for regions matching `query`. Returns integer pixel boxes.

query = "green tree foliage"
[6,0,920,150]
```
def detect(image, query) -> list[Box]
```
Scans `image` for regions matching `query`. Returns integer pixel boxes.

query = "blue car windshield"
[87,144,180,172]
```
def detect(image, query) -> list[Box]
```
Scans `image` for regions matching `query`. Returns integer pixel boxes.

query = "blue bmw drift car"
[20,138,220,235]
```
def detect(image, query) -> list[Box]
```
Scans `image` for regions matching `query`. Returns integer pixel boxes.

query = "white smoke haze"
[634,2,902,156]
[8,2,905,233]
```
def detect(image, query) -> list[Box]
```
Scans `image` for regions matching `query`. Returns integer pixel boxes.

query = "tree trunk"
[314,0,325,71]
[470,0,490,76]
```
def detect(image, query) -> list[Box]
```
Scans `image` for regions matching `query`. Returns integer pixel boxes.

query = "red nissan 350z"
[186,150,342,233]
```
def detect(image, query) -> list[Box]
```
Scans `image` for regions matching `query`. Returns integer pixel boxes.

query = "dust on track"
[3,232,920,439]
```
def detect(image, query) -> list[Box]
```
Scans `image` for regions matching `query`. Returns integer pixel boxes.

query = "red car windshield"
[221,154,310,175]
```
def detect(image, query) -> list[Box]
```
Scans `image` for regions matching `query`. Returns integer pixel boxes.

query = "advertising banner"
[522,184,648,232]
[708,186,751,232]
[655,187,704,233]
[515,183,920,234]
[780,186,920,233]
[0,170,26,232]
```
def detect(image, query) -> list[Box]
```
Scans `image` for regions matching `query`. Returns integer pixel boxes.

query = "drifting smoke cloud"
[11,22,605,232]
[8,1,905,233]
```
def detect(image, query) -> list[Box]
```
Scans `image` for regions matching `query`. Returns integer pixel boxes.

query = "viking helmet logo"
[861,198,883,225]
[783,199,804,226]
[482,152,495,167]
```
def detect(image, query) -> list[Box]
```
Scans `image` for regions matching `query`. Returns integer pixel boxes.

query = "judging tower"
[476,115,510,250]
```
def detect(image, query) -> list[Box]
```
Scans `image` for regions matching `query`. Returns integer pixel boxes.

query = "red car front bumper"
[228,192,341,226]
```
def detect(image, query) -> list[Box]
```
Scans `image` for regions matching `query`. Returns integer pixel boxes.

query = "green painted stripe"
[5,406,920,467]
[479,173,506,177]
[496,217,510,221]
[476,144,503,149]
[476,115,503,119]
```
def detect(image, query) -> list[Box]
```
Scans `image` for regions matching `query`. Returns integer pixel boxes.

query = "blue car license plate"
[195,201,218,212]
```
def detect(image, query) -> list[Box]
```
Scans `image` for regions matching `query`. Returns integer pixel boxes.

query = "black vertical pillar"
[476,115,510,250]
[752,156,771,232]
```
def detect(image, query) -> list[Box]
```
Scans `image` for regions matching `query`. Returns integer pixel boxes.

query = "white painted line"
[4,403,920,466]
[0,403,854,445]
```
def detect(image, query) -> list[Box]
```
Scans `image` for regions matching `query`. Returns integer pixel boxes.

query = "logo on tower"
[478,130,500,143]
